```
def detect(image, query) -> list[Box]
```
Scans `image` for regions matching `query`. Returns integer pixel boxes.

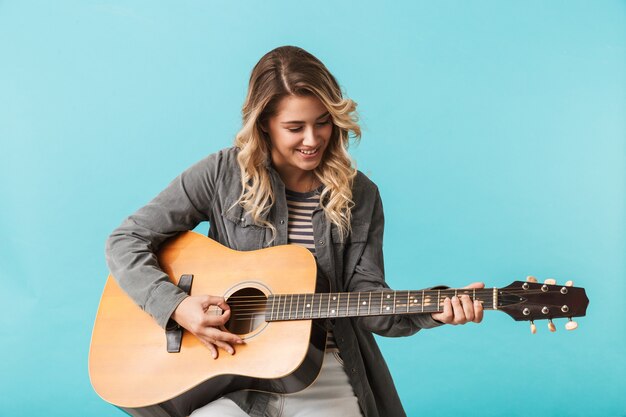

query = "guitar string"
[196,289,577,319]
[223,288,573,300]
[220,293,564,308]
[211,292,568,309]
[206,302,573,316]
[214,298,499,309]
[203,300,575,317]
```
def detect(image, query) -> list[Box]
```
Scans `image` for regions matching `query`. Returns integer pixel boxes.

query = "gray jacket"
[106,146,442,417]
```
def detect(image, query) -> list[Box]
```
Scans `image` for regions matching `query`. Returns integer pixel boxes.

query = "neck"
[276,169,319,193]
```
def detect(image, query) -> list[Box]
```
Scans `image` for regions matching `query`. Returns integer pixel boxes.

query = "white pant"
[190,352,362,417]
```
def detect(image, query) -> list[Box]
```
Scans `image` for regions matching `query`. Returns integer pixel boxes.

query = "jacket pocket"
[221,200,265,251]
[331,223,370,245]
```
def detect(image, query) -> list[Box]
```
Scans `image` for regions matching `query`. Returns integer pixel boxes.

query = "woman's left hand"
[431,282,485,325]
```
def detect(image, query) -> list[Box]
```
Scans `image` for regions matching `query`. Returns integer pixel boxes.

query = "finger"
[204,295,229,311]
[204,326,245,345]
[432,297,453,324]
[199,339,219,359]
[203,308,231,327]
[450,296,466,324]
[460,295,475,322]
[213,339,235,355]
[473,300,484,323]
[214,296,231,312]
[463,282,485,289]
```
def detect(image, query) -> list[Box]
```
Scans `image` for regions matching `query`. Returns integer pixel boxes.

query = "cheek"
[272,133,302,154]
[321,124,334,140]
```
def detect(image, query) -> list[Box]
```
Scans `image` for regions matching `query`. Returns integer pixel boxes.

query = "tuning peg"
[526,276,538,283]
[544,278,556,285]
[530,321,537,334]
[565,318,578,331]
[565,280,574,287]
[548,319,556,332]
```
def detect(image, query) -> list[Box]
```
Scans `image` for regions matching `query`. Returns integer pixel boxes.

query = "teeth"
[299,149,317,155]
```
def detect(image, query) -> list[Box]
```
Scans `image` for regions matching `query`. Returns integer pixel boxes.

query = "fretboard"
[265,289,498,321]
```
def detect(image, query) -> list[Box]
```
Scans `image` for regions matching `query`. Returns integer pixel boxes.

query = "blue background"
[1,1,624,416]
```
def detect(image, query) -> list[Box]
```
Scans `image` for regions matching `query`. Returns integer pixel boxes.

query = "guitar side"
[89,232,322,416]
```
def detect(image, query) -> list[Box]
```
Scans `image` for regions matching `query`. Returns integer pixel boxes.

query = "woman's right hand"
[171,295,244,359]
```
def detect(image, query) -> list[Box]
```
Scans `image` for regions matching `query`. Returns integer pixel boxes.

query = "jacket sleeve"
[105,153,222,329]
[346,187,443,336]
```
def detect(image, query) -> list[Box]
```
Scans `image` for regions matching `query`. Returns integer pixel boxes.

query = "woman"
[106,45,483,417]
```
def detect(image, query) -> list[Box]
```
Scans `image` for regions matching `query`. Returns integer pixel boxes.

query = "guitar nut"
[560,287,568,294]
[523,308,530,316]
[522,282,529,290]
[561,305,569,313]
[542,307,549,314]
[541,285,549,292]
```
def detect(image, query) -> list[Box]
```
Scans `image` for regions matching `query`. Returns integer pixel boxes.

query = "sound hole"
[225,287,267,336]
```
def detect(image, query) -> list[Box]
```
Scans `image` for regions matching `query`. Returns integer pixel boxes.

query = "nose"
[302,126,319,146]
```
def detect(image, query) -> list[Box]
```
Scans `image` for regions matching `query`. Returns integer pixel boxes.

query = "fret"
[327,293,331,318]
[407,291,410,313]
[393,291,397,314]
[473,288,476,302]
[271,295,276,321]
[283,295,288,320]
[379,291,383,315]
[336,293,341,317]
[357,292,361,316]
[299,294,304,319]
[295,294,300,320]
[289,294,293,320]
[346,293,351,317]
[437,290,441,312]
[304,294,313,318]
[421,290,425,313]
[368,292,371,316]
[318,293,322,319]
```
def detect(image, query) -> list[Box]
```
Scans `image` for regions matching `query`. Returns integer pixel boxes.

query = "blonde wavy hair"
[234,46,361,241]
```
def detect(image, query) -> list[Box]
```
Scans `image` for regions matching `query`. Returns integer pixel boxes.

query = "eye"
[317,118,331,126]
[287,127,303,133]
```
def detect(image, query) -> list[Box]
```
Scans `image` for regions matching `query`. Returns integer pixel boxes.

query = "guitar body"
[89,232,325,417]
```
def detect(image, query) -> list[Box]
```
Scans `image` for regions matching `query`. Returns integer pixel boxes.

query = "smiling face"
[264,94,333,189]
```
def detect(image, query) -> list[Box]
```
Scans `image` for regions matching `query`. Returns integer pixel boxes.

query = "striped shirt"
[285,188,338,352]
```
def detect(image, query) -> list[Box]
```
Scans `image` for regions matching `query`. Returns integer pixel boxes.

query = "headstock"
[498,276,589,333]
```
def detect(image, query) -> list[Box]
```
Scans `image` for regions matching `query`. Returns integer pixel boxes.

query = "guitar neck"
[265,288,498,321]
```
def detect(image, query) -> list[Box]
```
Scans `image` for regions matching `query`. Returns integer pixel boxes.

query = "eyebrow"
[280,111,330,124]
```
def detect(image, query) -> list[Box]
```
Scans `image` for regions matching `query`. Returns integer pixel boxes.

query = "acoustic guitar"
[89,231,589,417]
